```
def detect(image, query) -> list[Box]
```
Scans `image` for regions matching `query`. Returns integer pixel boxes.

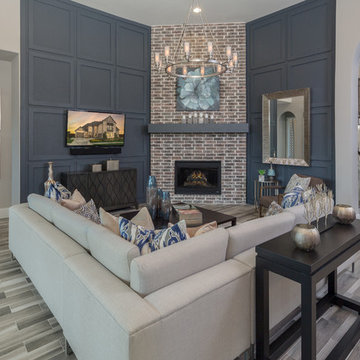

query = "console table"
[256,217,360,360]
[61,169,137,211]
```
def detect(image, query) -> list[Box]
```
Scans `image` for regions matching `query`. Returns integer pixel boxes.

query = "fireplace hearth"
[175,161,221,195]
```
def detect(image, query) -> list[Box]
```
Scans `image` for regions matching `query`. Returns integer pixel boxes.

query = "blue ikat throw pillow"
[281,185,305,209]
[118,217,188,255]
[119,216,155,255]
[149,220,188,252]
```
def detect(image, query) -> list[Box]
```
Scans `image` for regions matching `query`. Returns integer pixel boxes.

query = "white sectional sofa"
[8,194,356,360]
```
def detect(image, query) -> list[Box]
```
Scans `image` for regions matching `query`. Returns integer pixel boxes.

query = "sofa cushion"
[51,202,94,250]
[28,193,59,223]
[87,222,140,282]
[130,228,229,296]
[226,211,296,259]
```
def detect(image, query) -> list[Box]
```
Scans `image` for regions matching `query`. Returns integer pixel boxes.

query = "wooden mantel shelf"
[147,123,249,134]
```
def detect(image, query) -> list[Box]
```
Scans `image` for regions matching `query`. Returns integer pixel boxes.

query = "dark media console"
[61,168,137,211]
[69,147,122,155]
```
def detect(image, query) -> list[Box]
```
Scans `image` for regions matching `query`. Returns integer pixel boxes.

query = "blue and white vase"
[44,161,56,195]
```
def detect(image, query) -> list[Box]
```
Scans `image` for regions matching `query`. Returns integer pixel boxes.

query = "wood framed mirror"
[262,88,310,167]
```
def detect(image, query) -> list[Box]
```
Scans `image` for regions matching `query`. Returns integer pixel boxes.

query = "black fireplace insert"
[175,161,221,195]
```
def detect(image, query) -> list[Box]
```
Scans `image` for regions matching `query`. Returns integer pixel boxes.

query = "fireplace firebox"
[175,161,221,195]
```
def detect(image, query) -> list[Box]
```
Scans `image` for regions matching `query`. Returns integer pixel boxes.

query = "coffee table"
[255,216,360,360]
[120,204,236,229]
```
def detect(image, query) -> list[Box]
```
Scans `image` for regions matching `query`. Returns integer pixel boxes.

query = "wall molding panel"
[246,0,336,203]
[21,0,151,202]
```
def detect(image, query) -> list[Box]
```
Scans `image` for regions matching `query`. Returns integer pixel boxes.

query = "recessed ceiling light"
[193,7,202,13]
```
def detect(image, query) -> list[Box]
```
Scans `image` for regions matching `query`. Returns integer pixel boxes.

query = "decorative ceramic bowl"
[291,224,320,252]
[332,204,356,224]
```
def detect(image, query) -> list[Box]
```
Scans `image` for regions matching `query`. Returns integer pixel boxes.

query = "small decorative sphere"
[291,224,320,252]
[333,204,356,224]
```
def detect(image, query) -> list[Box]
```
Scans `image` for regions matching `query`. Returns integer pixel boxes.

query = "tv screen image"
[66,110,125,147]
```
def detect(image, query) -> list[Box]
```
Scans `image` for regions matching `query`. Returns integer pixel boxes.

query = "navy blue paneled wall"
[246,0,336,203]
[20,0,150,202]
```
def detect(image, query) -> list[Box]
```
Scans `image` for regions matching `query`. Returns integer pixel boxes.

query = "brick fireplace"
[150,23,247,204]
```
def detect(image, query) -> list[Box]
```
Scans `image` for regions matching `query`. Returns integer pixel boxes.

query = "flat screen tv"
[66,110,125,147]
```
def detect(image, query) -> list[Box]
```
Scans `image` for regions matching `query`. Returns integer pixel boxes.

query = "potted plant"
[258,169,266,182]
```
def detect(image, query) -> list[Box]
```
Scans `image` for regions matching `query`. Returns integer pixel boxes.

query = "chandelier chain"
[200,4,226,63]
[173,0,193,62]
[154,0,237,78]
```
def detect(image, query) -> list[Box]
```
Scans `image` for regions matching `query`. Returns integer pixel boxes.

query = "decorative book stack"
[173,204,203,226]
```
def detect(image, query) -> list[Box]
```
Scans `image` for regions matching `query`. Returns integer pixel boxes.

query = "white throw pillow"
[100,207,155,236]
[99,207,120,235]
[285,174,311,194]
[131,207,155,230]
[61,189,86,210]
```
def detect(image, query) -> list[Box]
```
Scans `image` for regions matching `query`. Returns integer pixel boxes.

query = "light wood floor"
[2,206,360,360]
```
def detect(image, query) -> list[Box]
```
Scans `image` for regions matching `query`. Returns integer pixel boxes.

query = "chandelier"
[154,0,238,79]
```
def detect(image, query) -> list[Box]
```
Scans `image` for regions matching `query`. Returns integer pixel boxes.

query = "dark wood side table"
[253,180,279,209]
[256,217,360,360]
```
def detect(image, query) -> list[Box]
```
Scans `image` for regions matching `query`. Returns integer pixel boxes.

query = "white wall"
[0,60,13,212]
[0,0,20,214]
[0,0,20,54]
[335,0,360,210]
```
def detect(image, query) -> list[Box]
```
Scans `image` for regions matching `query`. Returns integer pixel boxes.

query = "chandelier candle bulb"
[217,64,222,73]
[182,66,188,75]
[233,52,238,66]
[208,41,213,56]
[154,52,160,68]
[226,46,232,59]
[184,42,190,56]
[228,59,234,71]
[164,46,170,59]
[200,65,205,76]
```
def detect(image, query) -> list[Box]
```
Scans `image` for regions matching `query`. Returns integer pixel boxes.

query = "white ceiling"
[72,0,305,26]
